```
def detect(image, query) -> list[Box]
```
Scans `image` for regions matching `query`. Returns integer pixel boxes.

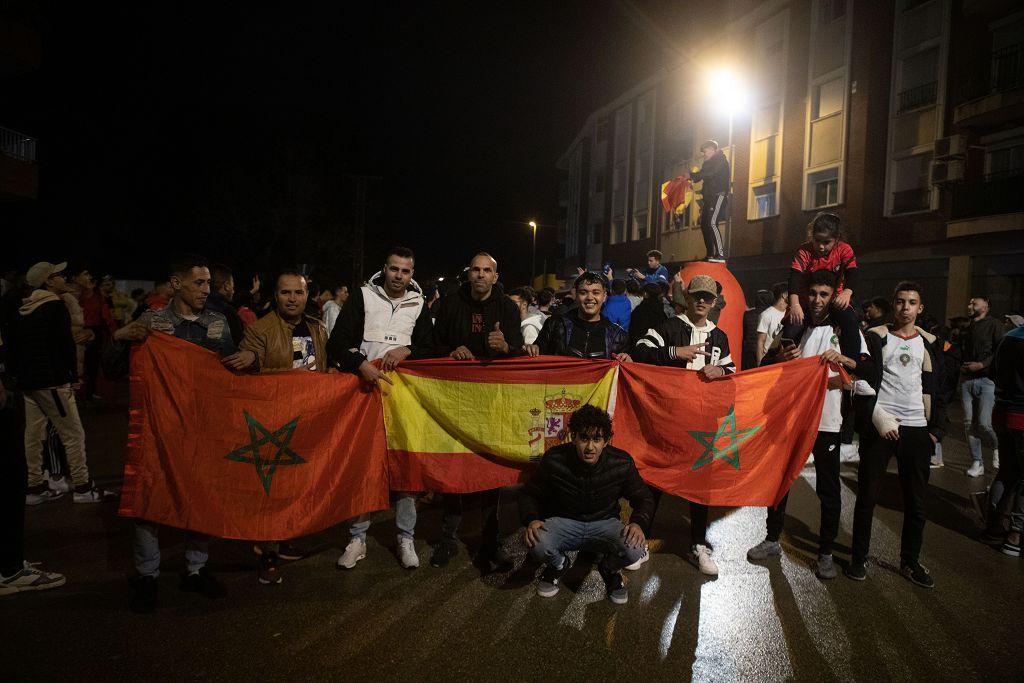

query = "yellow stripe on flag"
[382,368,617,462]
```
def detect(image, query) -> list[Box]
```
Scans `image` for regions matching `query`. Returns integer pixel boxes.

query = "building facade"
[558,0,1023,321]
[0,5,39,203]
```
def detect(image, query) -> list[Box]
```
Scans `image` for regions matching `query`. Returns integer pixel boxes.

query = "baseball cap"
[1005,314,1024,328]
[25,261,67,288]
[686,274,718,297]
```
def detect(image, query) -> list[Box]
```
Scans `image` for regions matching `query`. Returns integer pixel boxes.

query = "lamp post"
[707,68,751,260]
[529,220,538,286]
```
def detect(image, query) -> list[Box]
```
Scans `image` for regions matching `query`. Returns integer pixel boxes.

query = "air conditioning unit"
[930,159,964,184]
[934,134,967,159]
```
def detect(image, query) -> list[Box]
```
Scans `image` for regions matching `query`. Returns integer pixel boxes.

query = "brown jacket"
[240,310,329,372]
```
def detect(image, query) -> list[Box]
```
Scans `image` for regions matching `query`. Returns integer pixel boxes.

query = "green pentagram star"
[224,411,305,494]
[688,405,762,471]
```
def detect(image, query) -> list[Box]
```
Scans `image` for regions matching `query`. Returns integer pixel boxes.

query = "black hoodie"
[432,281,524,358]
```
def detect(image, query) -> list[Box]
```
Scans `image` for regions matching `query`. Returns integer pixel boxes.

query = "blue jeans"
[349,492,417,541]
[962,377,998,463]
[529,516,644,572]
[133,521,211,578]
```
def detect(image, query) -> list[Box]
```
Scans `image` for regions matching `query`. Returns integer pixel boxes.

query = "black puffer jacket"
[519,442,654,529]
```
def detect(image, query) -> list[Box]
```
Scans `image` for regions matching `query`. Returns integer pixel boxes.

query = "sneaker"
[992,451,999,471]
[25,485,64,506]
[429,540,457,568]
[845,558,868,581]
[980,526,1006,545]
[929,453,944,468]
[180,568,226,598]
[816,554,838,580]
[805,453,815,467]
[966,461,984,478]
[690,544,718,576]
[1000,534,1021,557]
[397,537,420,569]
[601,569,628,604]
[840,443,860,463]
[46,474,73,494]
[624,544,649,571]
[536,561,567,598]
[130,575,157,614]
[275,541,304,561]
[899,561,934,588]
[336,538,367,569]
[0,562,66,596]
[707,257,727,264]
[72,482,118,504]
[258,554,282,585]
[746,539,782,562]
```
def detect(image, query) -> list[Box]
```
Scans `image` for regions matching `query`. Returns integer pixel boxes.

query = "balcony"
[897,81,938,114]
[950,169,1024,220]
[954,42,1024,129]
[0,125,37,199]
[892,187,931,215]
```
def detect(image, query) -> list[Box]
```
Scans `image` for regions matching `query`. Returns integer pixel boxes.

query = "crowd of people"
[0,211,1021,613]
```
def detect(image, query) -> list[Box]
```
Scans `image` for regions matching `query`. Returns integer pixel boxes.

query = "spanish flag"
[382,357,617,493]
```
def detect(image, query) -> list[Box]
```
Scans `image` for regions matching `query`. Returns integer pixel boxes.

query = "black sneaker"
[476,541,514,572]
[536,562,568,598]
[180,567,227,599]
[600,569,628,605]
[130,575,158,614]
[258,554,282,585]
[430,540,457,568]
[275,541,304,562]
[899,561,935,588]
[845,558,868,581]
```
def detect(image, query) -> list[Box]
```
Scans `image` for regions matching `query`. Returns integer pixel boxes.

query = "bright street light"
[528,220,538,285]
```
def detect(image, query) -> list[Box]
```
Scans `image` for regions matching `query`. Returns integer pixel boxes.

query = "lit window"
[753,183,778,218]
[808,168,839,208]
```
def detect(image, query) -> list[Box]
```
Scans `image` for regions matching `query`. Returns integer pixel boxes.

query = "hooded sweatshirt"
[13,290,78,389]
[432,281,524,358]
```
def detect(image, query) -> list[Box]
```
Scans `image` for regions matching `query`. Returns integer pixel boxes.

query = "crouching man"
[519,405,653,604]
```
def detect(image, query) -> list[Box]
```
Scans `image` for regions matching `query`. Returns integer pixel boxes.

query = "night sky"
[6,3,697,287]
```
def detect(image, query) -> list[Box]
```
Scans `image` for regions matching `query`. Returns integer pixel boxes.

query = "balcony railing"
[0,126,36,162]
[958,42,1024,103]
[950,169,1024,220]
[897,81,938,114]
[892,188,931,214]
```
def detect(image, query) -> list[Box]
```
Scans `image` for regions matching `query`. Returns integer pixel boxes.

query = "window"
[891,153,932,214]
[808,168,839,208]
[753,183,777,218]
[588,222,602,246]
[987,143,1024,178]
[594,173,605,194]
[819,0,846,25]
[812,78,844,120]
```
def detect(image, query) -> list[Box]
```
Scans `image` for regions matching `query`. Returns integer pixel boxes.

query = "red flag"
[118,333,389,540]
[661,175,692,213]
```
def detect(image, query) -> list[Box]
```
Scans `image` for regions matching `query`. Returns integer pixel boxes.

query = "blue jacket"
[603,295,632,332]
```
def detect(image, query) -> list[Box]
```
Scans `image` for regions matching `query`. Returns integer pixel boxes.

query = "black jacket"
[432,282,523,358]
[11,293,78,390]
[628,297,670,347]
[534,313,628,359]
[691,151,730,196]
[991,326,1024,415]
[959,316,1005,379]
[519,442,654,529]
[633,315,736,373]
[857,325,949,441]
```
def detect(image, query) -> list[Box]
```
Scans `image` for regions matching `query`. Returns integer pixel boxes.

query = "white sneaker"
[992,450,999,471]
[72,486,118,504]
[624,543,649,571]
[0,562,66,596]
[805,453,815,467]
[397,537,419,569]
[336,538,367,569]
[25,488,64,506]
[966,461,984,478]
[840,444,860,463]
[46,474,72,494]
[690,544,718,576]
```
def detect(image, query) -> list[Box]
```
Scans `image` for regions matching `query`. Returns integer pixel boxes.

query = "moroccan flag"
[612,357,829,507]
[118,333,389,540]
[661,175,692,214]
[382,357,617,493]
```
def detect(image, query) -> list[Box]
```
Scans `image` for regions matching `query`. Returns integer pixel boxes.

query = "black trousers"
[699,193,727,259]
[0,392,27,577]
[646,489,710,549]
[766,431,842,555]
[440,489,500,545]
[851,425,933,564]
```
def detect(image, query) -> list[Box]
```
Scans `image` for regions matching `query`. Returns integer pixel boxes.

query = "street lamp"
[529,220,538,286]
[707,68,751,259]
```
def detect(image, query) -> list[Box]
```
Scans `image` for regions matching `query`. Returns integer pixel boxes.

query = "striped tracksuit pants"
[700,192,727,259]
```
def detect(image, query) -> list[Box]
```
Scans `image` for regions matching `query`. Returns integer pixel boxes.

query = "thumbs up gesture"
[487,321,509,354]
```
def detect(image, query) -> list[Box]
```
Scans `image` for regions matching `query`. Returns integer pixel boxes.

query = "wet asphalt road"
[5,399,1023,682]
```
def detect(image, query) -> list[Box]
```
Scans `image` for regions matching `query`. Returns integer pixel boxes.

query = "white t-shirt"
[876,332,927,427]
[684,316,713,371]
[757,306,786,353]
[798,325,868,433]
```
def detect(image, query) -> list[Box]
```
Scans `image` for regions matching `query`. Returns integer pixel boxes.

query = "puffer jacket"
[534,313,628,359]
